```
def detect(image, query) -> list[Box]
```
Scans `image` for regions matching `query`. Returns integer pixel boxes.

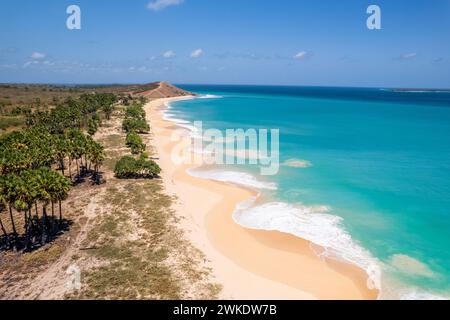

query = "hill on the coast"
[135,82,194,99]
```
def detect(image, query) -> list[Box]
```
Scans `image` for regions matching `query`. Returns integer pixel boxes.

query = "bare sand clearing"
[145,97,378,300]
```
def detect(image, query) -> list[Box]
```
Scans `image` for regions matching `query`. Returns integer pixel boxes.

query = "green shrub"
[88,118,98,136]
[126,131,146,154]
[122,118,150,133]
[125,104,146,119]
[114,155,161,179]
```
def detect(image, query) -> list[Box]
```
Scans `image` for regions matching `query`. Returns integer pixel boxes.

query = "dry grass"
[68,174,221,300]
[0,189,90,299]
[0,83,159,110]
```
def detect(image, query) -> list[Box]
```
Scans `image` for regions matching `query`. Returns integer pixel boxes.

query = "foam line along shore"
[144,96,378,300]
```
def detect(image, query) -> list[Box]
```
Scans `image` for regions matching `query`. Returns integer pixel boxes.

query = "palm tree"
[34,168,54,245]
[0,174,21,250]
[0,191,9,244]
[2,175,18,236]
[53,173,71,226]
[53,134,69,176]
[88,140,105,185]
[18,169,41,248]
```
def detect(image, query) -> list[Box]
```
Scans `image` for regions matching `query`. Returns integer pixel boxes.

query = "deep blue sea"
[168,84,450,299]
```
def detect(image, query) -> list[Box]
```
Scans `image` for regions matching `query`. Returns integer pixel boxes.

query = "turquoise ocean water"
[166,85,450,299]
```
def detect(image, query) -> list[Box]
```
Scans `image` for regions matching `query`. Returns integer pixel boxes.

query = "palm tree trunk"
[59,200,63,226]
[51,201,55,234]
[0,216,8,238]
[22,210,28,244]
[60,158,65,176]
[26,208,33,229]
[8,206,17,235]
[75,158,80,178]
[9,206,19,251]
[24,209,31,249]
[34,202,39,219]
[41,205,48,245]
[96,165,100,184]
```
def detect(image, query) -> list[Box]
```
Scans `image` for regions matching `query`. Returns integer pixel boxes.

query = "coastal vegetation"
[0,83,160,136]
[0,93,116,251]
[0,82,219,300]
[125,131,146,154]
[115,99,160,179]
[122,99,150,134]
[122,118,150,134]
[114,154,161,179]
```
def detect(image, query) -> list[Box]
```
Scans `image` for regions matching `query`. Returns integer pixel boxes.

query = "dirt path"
[16,188,106,299]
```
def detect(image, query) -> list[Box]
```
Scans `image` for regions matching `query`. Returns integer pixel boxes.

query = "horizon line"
[1,82,450,91]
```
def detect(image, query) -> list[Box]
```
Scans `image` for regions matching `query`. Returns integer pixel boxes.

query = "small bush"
[88,117,98,136]
[114,155,161,179]
[125,104,146,119]
[126,131,146,154]
[122,118,150,134]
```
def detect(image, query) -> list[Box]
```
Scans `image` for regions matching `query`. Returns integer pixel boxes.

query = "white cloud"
[293,51,308,60]
[147,0,184,11]
[30,52,46,60]
[163,50,175,58]
[399,53,417,60]
[23,61,39,68]
[190,48,204,58]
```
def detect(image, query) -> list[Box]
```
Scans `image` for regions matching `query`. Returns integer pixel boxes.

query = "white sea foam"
[197,94,223,99]
[232,201,382,291]
[283,158,312,168]
[162,101,199,134]
[162,94,222,135]
[187,169,277,190]
[163,113,190,124]
[398,289,448,300]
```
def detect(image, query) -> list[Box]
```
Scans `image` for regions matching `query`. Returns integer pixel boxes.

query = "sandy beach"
[145,96,379,300]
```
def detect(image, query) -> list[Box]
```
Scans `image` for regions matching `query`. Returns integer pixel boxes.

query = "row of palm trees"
[0,93,116,251]
[0,126,104,183]
[0,168,71,251]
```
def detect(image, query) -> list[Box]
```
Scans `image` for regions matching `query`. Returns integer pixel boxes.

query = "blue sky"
[0,0,449,87]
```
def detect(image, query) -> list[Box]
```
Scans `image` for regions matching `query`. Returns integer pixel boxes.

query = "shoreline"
[145,96,378,300]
